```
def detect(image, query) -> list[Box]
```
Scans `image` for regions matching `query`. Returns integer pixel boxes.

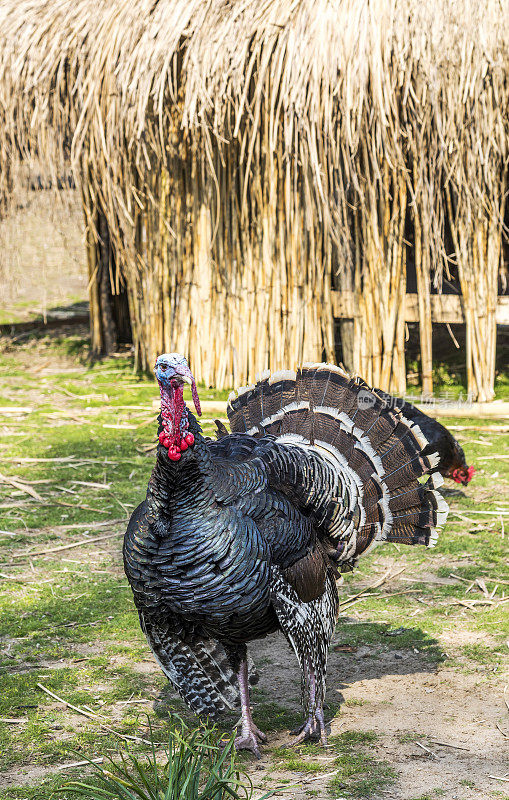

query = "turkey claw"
[234,732,262,758]
[286,714,328,747]
[290,722,307,736]
[233,717,267,743]
[250,723,267,743]
[233,719,267,757]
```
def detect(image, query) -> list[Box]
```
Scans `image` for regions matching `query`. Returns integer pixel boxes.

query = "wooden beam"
[174,399,509,418]
[332,292,509,325]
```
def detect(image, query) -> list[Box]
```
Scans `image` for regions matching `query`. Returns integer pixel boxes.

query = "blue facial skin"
[155,355,188,387]
[155,362,175,386]
[155,358,184,388]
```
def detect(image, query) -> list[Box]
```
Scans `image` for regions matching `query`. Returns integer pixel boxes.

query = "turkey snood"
[156,355,200,460]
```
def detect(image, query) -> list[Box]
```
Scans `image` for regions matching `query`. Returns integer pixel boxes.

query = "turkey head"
[450,465,475,485]
[154,353,202,461]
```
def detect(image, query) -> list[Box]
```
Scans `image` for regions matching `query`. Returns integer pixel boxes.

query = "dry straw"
[0,0,507,398]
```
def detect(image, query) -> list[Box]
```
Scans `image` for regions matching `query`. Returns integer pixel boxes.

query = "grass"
[55,716,271,800]
[333,622,444,662]
[0,298,88,326]
[273,731,397,797]
[0,330,508,798]
[0,331,228,782]
[404,327,509,400]
[407,793,448,800]
[328,731,397,798]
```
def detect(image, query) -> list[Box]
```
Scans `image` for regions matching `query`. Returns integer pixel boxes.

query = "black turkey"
[124,354,448,756]
[373,390,475,485]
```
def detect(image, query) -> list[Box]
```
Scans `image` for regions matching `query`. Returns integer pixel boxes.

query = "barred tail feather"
[227,365,448,562]
[139,614,240,718]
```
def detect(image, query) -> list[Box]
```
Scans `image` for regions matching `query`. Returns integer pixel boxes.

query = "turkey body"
[124,362,449,752]
[124,431,335,658]
[125,437,299,645]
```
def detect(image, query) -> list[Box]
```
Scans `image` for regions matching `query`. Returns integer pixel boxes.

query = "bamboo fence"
[0,0,507,399]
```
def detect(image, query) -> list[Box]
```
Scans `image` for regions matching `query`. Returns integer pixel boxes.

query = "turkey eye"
[160,364,167,371]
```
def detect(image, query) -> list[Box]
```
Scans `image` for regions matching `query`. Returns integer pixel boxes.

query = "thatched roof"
[0,1,508,397]
[3,0,507,190]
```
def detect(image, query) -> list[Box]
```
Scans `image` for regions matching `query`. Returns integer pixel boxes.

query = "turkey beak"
[182,376,193,386]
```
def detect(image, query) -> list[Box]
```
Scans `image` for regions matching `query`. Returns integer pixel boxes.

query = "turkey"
[373,390,475,486]
[124,354,448,756]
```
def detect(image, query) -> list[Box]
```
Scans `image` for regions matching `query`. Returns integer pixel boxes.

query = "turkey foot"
[234,724,265,758]
[233,658,267,757]
[287,667,328,747]
[233,716,267,743]
[233,712,267,757]
[288,706,328,746]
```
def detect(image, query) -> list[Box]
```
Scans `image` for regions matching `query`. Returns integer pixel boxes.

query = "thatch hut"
[1,0,508,399]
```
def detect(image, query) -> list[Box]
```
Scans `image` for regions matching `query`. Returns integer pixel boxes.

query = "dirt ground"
[2,610,506,799]
[1,530,507,800]
[2,583,506,800]
[247,632,508,799]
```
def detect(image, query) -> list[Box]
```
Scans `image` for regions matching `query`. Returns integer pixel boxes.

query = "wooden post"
[413,195,433,396]
[98,210,117,355]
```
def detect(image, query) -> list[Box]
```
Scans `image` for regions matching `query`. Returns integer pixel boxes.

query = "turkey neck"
[148,415,214,515]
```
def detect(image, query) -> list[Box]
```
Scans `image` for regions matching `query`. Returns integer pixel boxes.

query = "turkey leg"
[234,658,267,758]
[289,665,328,746]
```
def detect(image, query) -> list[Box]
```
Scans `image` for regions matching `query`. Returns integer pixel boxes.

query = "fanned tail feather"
[228,364,448,562]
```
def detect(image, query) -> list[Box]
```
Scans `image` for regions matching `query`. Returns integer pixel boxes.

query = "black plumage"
[124,358,449,755]
[373,390,474,485]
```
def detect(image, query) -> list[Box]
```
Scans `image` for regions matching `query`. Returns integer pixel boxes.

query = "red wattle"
[159,431,166,443]
[179,439,188,451]
[185,433,194,446]
[167,447,181,461]
[163,437,171,448]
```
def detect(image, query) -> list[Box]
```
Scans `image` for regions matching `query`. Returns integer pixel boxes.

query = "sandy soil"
[243,633,508,799]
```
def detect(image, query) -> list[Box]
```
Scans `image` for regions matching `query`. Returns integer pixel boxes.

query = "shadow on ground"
[153,622,443,739]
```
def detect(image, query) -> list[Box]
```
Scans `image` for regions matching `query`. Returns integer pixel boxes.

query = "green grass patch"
[395,731,421,744]
[249,702,303,734]
[334,621,444,662]
[53,716,272,800]
[272,748,324,774]
[328,730,396,798]
[407,792,448,800]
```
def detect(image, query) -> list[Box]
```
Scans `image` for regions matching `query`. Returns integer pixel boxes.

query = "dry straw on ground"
[0,0,507,397]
